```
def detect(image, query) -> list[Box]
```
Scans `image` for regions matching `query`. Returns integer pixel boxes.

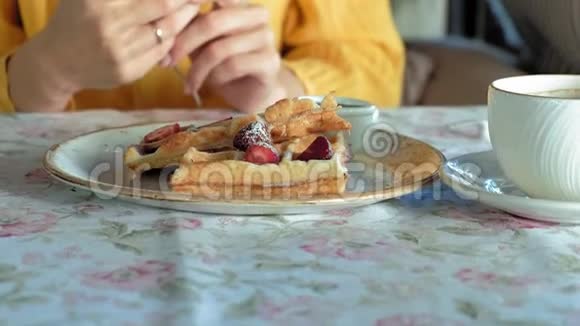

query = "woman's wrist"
[279,65,305,99]
[8,32,78,112]
[253,66,304,112]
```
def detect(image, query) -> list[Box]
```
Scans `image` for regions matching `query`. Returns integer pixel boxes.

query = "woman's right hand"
[8,0,200,112]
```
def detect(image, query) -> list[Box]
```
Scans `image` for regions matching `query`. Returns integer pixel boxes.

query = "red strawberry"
[144,123,180,143]
[233,121,272,151]
[244,143,280,165]
[297,136,334,161]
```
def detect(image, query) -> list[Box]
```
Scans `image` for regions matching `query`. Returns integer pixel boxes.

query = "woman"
[0,0,404,113]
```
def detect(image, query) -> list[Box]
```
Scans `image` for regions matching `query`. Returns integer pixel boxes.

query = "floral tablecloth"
[1,107,580,326]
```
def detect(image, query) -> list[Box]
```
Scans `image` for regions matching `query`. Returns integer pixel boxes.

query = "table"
[1,107,579,326]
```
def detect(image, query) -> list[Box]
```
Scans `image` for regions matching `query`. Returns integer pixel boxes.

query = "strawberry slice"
[143,123,181,143]
[244,143,280,165]
[296,136,334,161]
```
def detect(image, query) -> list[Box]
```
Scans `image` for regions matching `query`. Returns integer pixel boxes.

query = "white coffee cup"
[488,75,580,201]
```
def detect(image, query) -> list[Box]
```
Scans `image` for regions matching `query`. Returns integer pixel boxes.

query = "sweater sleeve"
[0,1,27,113]
[281,0,405,108]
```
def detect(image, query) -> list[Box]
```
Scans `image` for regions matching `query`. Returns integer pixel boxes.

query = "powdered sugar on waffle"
[233,121,272,151]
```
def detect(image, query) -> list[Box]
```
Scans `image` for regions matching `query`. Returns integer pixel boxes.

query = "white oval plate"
[440,150,580,224]
[43,120,443,215]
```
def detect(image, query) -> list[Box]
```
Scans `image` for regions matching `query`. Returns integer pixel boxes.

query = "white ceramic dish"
[43,117,443,215]
[489,75,580,201]
[440,150,580,224]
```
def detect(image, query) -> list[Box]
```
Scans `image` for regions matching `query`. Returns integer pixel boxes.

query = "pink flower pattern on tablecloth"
[326,209,355,218]
[258,296,339,325]
[152,218,202,232]
[0,209,58,237]
[376,314,464,326]
[82,260,176,291]
[454,268,539,289]
[301,237,401,262]
[313,219,348,227]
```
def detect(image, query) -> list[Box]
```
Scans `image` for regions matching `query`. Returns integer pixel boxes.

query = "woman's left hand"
[169,3,304,112]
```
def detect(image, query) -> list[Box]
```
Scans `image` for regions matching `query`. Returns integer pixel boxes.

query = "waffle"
[124,114,259,173]
[124,93,353,198]
[170,133,349,199]
[265,94,351,141]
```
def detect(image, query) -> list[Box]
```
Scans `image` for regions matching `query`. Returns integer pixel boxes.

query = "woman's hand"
[170,4,304,113]
[9,0,201,112]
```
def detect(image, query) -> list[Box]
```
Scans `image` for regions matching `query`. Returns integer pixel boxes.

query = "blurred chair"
[391,0,523,106]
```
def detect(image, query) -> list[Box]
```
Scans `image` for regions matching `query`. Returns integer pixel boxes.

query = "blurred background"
[393,0,529,107]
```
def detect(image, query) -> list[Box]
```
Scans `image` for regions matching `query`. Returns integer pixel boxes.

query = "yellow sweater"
[0,0,404,112]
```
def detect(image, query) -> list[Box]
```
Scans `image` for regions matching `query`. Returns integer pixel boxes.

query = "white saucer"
[440,150,580,224]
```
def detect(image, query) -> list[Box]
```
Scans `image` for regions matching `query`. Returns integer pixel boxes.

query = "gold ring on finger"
[153,24,164,44]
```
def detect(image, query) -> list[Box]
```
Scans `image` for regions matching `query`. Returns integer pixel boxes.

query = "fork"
[173,67,203,107]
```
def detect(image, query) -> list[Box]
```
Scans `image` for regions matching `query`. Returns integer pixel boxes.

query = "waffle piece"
[265,93,352,142]
[125,115,259,172]
[170,133,349,199]
[171,178,347,200]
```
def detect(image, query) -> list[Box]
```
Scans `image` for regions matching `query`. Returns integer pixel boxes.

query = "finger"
[124,4,199,60]
[170,5,269,64]
[207,49,280,87]
[125,0,201,25]
[117,36,177,83]
[215,0,248,8]
[186,26,274,91]
[155,4,200,39]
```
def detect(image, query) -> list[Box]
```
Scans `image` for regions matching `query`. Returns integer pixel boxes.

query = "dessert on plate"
[124,93,352,199]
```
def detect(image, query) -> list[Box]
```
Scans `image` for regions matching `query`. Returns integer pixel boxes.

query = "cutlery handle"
[173,67,203,107]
